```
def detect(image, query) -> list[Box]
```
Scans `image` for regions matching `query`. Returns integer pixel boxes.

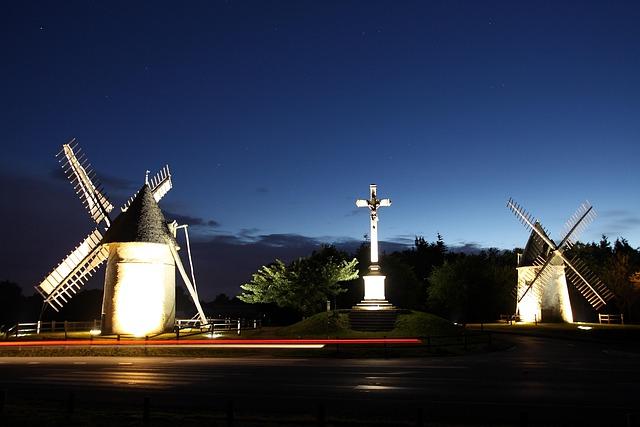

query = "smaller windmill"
[507,198,615,322]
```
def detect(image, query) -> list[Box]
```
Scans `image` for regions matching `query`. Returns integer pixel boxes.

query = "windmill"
[35,140,208,336]
[507,198,615,323]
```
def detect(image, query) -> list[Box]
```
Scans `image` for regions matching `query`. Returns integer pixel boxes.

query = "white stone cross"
[356,184,391,270]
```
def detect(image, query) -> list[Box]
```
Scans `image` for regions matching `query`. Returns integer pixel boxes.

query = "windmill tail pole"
[166,238,208,325]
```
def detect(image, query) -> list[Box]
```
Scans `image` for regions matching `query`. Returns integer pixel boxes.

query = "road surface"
[1,334,638,426]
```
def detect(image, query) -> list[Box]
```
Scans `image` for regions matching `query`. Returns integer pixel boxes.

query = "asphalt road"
[1,334,639,426]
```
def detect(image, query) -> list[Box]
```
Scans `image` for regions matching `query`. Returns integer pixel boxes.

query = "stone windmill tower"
[35,140,207,336]
[507,198,615,322]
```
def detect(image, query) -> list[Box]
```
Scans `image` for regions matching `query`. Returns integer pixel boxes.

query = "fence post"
[52,320,56,332]
[15,324,19,337]
[36,320,41,335]
[237,320,241,336]
[622,314,625,325]
[64,321,68,340]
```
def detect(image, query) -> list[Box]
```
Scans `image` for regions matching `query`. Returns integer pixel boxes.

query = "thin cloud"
[163,211,221,228]
[387,235,416,245]
[449,242,484,254]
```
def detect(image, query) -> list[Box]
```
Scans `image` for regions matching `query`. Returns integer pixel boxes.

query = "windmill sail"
[150,165,172,202]
[564,256,615,310]
[58,141,113,226]
[507,198,555,249]
[35,229,109,311]
[557,202,596,250]
[121,165,172,212]
[518,254,555,303]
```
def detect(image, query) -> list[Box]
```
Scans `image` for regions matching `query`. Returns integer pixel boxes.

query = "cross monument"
[356,184,392,302]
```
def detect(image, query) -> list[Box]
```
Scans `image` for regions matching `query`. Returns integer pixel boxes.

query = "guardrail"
[598,313,624,324]
[4,320,101,337]
[4,318,261,339]
[173,318,261,337]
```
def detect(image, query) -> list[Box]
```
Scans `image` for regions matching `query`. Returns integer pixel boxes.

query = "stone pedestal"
[350,268,397,331]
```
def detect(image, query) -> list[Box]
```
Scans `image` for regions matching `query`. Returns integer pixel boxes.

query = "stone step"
[349,307,398,331]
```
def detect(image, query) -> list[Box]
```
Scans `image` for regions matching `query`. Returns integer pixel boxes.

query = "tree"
[0,281,23,330]
[239,246,359,317]
[570,236,640,320]
[427,250,516,322]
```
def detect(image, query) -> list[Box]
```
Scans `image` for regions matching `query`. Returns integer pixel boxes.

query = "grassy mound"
[260,310,461,338]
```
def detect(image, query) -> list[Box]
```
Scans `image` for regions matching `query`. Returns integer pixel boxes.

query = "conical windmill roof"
[518,222,552,267]
[102,184,172,244]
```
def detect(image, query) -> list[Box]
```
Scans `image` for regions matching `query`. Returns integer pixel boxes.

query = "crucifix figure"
[356,184,391,272]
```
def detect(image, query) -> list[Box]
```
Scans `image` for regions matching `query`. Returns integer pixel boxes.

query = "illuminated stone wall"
[516,265,542,322]
[516,256,573,323]
[102,242,176,336]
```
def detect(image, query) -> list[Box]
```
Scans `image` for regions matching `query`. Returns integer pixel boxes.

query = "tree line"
[239,235,640,323]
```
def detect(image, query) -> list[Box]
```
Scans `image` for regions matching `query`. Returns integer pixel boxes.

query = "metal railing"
[4,320,101,337]
[598,313,624,324]
[4,318,260,339]
[174,318,261,336]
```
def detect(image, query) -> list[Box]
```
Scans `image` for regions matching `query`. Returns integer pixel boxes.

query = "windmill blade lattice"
[121,165,172,212]
[508,198,555,249]
[507,198,538,233]
[58,141,114,226]
[564,256,615,310]
[557,202,596,250]
[518,255,554,303]
[36,229,109,311]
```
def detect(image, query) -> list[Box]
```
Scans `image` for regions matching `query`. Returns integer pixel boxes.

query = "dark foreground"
[1,334,639,426]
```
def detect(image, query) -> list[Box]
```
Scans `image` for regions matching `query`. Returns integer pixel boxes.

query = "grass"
[255,310,461,338]
[466,321,640,345]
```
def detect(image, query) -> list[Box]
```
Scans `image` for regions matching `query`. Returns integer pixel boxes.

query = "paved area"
[0,334,638,425]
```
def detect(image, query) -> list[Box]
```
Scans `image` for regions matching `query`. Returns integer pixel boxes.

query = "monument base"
[349,272,398,330]
[349,304,398,331]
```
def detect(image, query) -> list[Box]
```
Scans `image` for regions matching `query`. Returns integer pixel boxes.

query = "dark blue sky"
[2,1,639,298]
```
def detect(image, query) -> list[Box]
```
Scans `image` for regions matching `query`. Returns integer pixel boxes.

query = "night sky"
[2,1,639,299]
